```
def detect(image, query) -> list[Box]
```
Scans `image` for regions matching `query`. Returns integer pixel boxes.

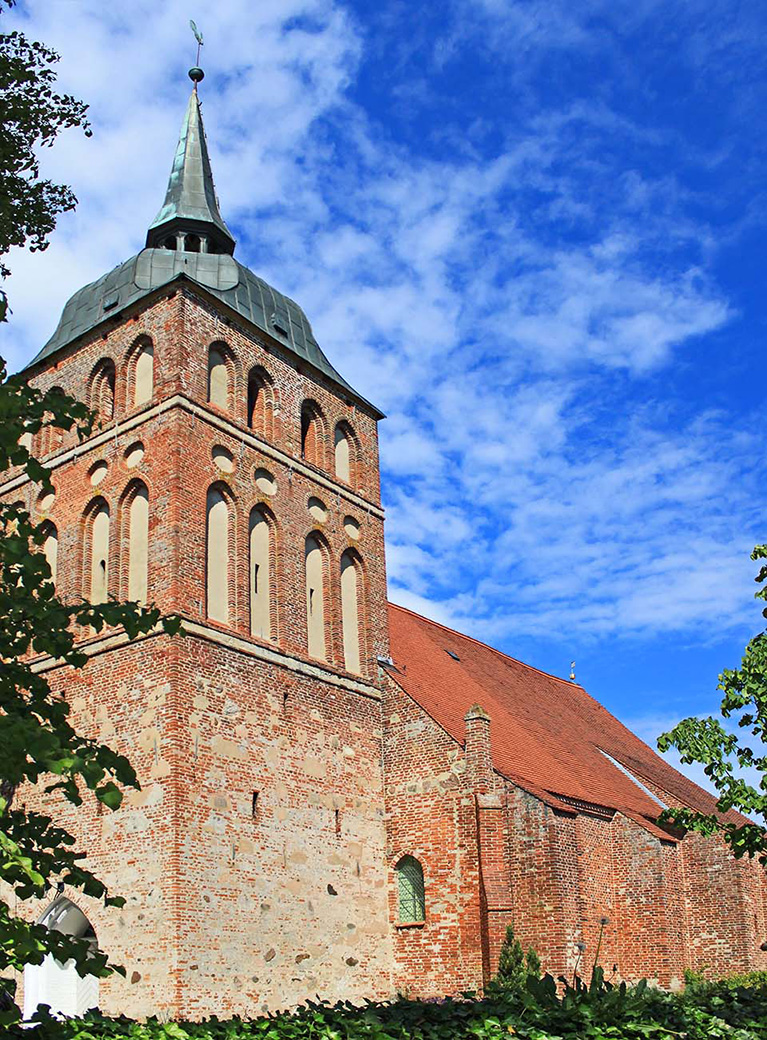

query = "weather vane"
[189,20,204,85]
[189,20,203,63]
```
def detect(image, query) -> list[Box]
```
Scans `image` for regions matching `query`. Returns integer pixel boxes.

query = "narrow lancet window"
[91,360,116,422]
[128,484,149,603]
[206,487,230,624]
[208,347,230,410]
[250,508,272,640]
[248,367,275,439]
[300,401,325,468]
[133,340,154,406]
[42,523,58,586]
[89,503,110,604]
[305,534,327,661]
[335,425,351,483]
[341,550,362,674]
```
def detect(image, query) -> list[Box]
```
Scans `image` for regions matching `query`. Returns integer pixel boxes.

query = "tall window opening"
[341,549,363,674]
[206,486,231,624]
[127,482,149,603]
[23,899,99,1019]
[87,500,110,604]
[305,533,327,661]
[208,344,232,410]
[249,506,273,640]
[130,337,154,407]
[300,401,326,468]
[247,366,276,439]
[90,359,116,422]
[334,422,358,484]
[36,388,65,457]
[395,856,426,924]
[41,521,58,587]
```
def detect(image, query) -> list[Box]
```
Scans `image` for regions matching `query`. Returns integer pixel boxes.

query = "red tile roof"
[388,603,724,838]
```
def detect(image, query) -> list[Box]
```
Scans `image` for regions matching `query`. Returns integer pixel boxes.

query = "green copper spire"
[146,72,235,255]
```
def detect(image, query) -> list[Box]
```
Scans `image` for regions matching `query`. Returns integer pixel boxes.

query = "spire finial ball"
[188,67,204,84]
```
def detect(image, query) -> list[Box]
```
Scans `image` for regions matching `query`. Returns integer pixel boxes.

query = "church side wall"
[505,792,688,988]
[382,678,485,996]
[679,831,767,976]
[638,774,767,976]
[504,786,577,979]
[609,815,683,988]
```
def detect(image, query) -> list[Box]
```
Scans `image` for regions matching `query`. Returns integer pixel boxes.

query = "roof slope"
[25,250,382,416]
[388,603,723,833]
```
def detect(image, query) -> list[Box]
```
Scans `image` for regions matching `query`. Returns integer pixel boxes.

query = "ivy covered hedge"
[8,973,767,1040]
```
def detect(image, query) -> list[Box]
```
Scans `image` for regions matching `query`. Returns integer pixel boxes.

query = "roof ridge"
[387,600,581,690]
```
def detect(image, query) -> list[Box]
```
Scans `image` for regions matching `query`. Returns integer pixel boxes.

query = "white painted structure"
[23,899,99,1020]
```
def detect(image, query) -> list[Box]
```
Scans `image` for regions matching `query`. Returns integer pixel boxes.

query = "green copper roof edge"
[24,269,385,420]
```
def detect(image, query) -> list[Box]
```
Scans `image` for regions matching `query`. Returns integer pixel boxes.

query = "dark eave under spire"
[146,81,235,255]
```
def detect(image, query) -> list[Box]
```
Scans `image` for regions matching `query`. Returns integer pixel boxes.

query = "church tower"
[9,70,394,1018]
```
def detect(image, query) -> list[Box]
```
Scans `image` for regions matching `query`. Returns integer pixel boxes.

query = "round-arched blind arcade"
[395,855,426,924]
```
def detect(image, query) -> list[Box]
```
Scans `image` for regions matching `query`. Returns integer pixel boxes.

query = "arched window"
[247,366,276,439]
[185,233,201,253]
[334,422,358,485]
[87,500,110,604]
[23,899,99,1019]
[249,506,274,640]
[208,344,233,411]
[41,521,58,587]
[90,359,116,422]
[125,481,149,604]
[341,549,363,674]
[395,856,426,924]
[305,533,328,661]
[36,387,66,457]
[300,400,326,468]
[129,337,154,407]
[206,485,231,624]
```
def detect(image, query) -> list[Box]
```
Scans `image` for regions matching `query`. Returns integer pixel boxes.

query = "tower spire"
[146,66,235,256]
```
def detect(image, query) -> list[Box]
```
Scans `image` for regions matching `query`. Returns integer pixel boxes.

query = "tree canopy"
[658,545,767,864]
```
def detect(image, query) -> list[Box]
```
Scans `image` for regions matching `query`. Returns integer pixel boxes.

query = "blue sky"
[4,1,766,781]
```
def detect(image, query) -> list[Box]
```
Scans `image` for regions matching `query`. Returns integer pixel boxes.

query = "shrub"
[493,925,541,993]
[7,974,767,1040]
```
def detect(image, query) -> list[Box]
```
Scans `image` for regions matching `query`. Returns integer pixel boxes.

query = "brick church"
[4,71,766,1020]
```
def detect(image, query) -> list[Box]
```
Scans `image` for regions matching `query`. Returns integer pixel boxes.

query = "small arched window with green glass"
[395,855,425,924]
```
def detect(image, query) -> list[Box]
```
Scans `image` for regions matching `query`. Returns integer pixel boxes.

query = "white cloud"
[2,0,763,669]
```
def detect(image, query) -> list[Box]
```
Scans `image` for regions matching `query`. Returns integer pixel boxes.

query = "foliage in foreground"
[8,973,767,1040]
[658,544,767,864]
